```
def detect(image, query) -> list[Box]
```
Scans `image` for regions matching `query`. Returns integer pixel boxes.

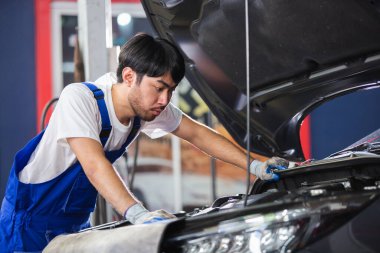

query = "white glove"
[124,203,176,224]
[249,157,289,181]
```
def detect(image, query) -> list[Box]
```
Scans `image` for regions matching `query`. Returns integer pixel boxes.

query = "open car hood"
[141,0,380,161]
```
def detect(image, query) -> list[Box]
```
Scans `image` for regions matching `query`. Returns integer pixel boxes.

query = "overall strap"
[106,116,141,163]
[124,116,141,148]
[82,82,112,146]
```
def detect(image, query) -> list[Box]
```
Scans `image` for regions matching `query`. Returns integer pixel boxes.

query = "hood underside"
[142,0,380,160]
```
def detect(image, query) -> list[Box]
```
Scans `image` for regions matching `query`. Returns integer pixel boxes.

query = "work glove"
[124,202,176,224]
[249,157,289,181]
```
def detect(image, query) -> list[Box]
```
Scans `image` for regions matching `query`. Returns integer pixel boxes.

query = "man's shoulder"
[61,83,94,97]
[59,83,98,107]
[63,82,90,91]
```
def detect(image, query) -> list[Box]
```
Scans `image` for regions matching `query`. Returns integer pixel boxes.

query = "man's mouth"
[151,108,163,116]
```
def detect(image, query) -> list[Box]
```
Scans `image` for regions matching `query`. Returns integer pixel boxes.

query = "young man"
[0,33,288,252]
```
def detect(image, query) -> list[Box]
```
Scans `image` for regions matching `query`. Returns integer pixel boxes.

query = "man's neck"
[111,83,134,126]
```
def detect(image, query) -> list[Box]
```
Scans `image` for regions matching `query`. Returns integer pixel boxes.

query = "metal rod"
[172,89,183,211]
[208,111,217,201]
[244,0,251,207]
[129,136,140,190]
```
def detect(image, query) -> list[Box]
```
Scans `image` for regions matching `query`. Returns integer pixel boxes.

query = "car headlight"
[165,192,376,253]
[182,210,305,253]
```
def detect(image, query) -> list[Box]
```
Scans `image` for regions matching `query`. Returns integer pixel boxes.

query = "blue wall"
[0,1,36,200]
[311,88,380,159]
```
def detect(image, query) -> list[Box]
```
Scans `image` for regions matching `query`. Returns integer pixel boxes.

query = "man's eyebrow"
[157,80,177,89]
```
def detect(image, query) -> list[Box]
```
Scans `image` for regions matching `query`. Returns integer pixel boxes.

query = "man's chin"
[140,114,156,122]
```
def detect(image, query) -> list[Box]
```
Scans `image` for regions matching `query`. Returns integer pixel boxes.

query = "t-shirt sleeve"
[51,84,101,146]
[141,103,183,139]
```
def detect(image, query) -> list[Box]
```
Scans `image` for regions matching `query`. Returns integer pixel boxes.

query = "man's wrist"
[124,202,149,224]
[249,159,264,175]
[123,203,136,219]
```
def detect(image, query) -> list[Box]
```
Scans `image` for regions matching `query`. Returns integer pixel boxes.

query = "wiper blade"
[327,141,380,158]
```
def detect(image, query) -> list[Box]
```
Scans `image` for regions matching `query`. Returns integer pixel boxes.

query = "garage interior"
[1,0,380,252]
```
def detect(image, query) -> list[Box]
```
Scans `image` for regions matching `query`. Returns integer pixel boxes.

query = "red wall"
[35,0,52,132]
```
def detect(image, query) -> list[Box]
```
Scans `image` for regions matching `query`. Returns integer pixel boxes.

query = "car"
[43,1,380,252]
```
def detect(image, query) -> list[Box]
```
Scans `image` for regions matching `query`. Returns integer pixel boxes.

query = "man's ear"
[121,67,135,87]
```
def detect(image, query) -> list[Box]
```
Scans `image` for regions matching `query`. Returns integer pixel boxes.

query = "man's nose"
[158,91,170,105]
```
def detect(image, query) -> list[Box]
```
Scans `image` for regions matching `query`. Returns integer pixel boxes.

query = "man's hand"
[249,157,289,181]
[125,203,176,224]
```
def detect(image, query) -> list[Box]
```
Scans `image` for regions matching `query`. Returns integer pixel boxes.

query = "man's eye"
[155,86,164,92]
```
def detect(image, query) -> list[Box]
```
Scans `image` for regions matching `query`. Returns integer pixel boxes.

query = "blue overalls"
[0,83,141,253]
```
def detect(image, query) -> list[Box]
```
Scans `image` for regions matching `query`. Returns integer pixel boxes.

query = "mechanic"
[0,33,288,252]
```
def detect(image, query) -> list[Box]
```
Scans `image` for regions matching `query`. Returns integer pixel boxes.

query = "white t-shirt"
[19,72,182,183]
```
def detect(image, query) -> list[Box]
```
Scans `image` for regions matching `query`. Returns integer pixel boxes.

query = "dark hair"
[116,33,185,85]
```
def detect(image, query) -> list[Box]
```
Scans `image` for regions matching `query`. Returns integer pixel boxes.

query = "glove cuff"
[249,160,264,175]
[124,202,149,224]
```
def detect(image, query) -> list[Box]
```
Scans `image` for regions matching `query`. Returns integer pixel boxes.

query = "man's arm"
[172,114,250,170]
[67,137,138,216]
[172,114,289,180]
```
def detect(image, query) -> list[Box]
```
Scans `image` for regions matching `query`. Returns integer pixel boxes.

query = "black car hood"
[141,0,380,161]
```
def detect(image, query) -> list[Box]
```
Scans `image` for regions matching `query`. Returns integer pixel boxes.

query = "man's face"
[128,72,177,121]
